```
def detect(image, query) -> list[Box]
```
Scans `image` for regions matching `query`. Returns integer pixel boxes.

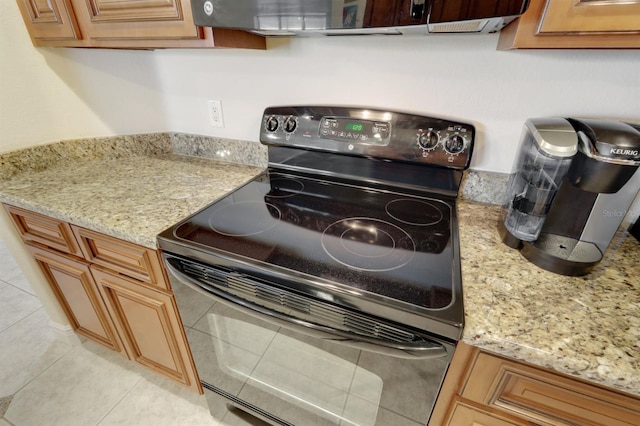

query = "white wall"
[2,1,640,172]
[0,3,167,153]
[155,36,640,173]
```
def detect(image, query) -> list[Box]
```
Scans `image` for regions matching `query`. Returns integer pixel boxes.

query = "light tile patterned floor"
[0,238,259,426]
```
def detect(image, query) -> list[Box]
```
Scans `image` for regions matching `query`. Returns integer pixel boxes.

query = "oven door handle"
[165,260,449,360]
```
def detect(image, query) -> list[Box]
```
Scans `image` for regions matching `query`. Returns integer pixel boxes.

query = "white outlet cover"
[208,100,224,128]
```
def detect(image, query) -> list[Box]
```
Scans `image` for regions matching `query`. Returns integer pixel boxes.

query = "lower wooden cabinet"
[91,266,199,391]
[72,226,169,290]
[430,342,640,426]
[4,204,201,394]
[4,204,82,257]
[26,243,123,353]
[445,398,526,426]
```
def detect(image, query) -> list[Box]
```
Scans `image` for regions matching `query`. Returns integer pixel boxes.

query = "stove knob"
[284,116,297,133]
[417,130,439,150]
[445,134,465,154]
[266,116,279,132]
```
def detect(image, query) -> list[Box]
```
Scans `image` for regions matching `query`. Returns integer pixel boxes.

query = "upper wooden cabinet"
[15,0,266,49]
[499,0,640,49]
[15,0,81,45]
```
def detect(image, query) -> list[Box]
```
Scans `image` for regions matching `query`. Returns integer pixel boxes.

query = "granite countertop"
[0,152,264,249]
[0,136,638,399]
[458,201,640,397]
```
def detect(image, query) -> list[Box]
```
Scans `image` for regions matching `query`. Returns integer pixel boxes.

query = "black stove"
[159,106,474,341]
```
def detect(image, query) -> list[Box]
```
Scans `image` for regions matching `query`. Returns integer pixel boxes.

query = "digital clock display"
[320,117,391,146]
[345,123,364,131]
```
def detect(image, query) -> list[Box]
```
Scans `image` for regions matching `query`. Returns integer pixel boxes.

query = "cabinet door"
[540,0,640,34]
[462,352,640,426]
[68,0,204,46]
[26,243,123,352]
[430,343,640,426]
[91,266,201,393]
[498,0,640,49]
[16,0,265,48]
[15,0,82,46]
[66,0,264,48]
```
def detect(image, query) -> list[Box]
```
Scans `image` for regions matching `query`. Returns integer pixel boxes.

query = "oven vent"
[181,262,230,287]
[179,260,421,344]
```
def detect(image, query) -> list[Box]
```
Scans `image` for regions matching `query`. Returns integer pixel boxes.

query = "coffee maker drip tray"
[521,234,603,276]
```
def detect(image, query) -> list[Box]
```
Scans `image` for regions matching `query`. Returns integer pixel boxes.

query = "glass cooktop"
[172,171,455,310]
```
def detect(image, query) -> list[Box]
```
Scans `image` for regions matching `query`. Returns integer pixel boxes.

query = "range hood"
[191,0,529,36]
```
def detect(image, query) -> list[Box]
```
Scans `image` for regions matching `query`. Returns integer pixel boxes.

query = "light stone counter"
[459,201,640,397]
[0,136,265,248]
[1,134,638,399]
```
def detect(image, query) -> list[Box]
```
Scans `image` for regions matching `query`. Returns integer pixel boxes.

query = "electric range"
[159,105,474,342]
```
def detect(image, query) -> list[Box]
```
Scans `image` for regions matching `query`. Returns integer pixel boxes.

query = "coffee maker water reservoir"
[499,118,640,276]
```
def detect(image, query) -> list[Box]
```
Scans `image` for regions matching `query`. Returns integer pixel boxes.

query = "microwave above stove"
[191,0,530,36]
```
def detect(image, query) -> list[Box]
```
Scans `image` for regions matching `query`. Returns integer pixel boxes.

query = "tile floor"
[0,237,257,426]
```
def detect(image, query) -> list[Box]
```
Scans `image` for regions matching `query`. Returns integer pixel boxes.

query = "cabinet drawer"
[4,204,81,256]
[462,352,640,426]
[446,397,528,426]
[72,226,168,289]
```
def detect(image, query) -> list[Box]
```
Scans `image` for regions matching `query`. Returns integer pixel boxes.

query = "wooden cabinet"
[15,0,265,49]
[72,227,168,289]
[26,243,123,353]
[4,205,82,256]
[430,342,640,426]
[498,0,640,49]
[4,204,202,393]
[445,398,526,425]
[15,0,81,45]
[91,267,199,389]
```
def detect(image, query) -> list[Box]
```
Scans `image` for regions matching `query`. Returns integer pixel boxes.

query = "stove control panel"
[260,106,475,170]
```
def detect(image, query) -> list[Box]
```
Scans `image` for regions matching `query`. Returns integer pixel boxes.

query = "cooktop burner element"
[386,199,445,226]
[173,171,456,310]
[208,201,280,237]
[159,105,475,341]
[321,217,416,272]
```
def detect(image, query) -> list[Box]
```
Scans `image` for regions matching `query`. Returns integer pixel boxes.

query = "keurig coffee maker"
[498,118,640,276]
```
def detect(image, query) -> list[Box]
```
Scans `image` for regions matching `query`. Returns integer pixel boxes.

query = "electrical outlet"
[207,100,224,128]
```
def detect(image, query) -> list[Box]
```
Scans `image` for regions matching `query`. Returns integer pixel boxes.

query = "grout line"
[0,310,41,337]
[2,416,18,426]
[0,306,44,334]
[94,376,144,426]
[0,261,24,283]
[1,277,37,299]
[0,308,73,399]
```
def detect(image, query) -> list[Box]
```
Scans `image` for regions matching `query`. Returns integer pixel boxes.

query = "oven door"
[163,253,455,426]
